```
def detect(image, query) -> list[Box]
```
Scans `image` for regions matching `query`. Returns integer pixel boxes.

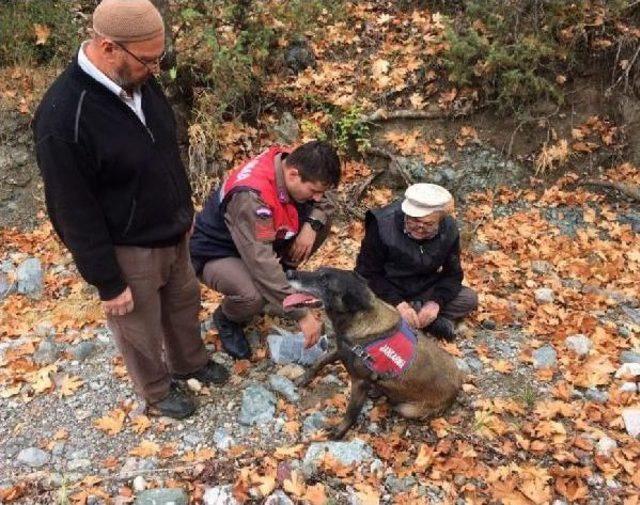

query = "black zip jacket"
[33,57,194,300]
[355,201,464,307]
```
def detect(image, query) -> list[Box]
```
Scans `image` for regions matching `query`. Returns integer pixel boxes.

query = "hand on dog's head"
[286,267,372,314]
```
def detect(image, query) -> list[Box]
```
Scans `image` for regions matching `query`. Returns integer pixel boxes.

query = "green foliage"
[441,0,630,111]
[0,0,81,67]
[333,105,371,153]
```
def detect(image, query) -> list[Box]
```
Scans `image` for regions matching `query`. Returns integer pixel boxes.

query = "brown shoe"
[147,383,196,419]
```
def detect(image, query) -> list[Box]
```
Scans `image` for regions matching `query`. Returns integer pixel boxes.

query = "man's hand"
[418,301,440,328]
[396,301,420,328]
[299,311,322,348]
[102,286,134,317]
[289,223,317,265]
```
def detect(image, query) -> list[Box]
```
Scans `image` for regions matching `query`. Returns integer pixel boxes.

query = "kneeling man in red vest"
[190,141,341,359]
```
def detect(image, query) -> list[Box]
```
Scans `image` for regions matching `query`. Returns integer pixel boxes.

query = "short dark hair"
[285,141,341,188]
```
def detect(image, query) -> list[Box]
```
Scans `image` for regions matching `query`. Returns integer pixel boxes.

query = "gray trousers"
[413,286,478,321]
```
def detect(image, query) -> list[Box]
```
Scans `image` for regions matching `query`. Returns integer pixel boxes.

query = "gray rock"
[183,433,201,446]
[455,358,472,374]
[465,357,484,373]
[67,458,91,471]
[33,338,59,365]
[596,435,618,458]
[620,382,638,393]
[385,474,417,493]
[302,439,373,476]
[620,351,640,364]
[468,240,490,255]
[622,305,640,325]
[585,388,609,404]
[17,447,50,467]
[565,334,592,356]
[134,488,188,505]
[531,260,553,274]
[615,362,640,379]
[622,408,640,437]
[72,341,97,361]
[213,427,234,450]
[480,319,496,330]
[34,321,55,338]
[203,485,238,505]
[273,112,300,145]
[284,38,315,74]
[51,442,66,457]
[16,257,43,298]
[534,288,554,304]
[303,412,327,434]
[133,476,147,492]
[263,490,294,505]
[533,345,557,369]
[268,375,299,402]
[238,385,276,426]
[267,328,328,365]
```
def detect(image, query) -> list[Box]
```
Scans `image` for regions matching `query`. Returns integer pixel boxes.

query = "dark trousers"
[201,222,330,323]
[107,235,208,403]
[413,286,478,321]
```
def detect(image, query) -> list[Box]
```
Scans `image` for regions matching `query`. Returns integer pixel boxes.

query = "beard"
[111,62,147,91]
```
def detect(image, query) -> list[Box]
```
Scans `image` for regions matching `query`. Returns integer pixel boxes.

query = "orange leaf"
[283,470,306,497]
[94,409,126,436]
[129,440,160,458]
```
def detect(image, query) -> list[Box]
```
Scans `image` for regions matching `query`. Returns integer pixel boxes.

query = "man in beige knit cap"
[33,0,228,419]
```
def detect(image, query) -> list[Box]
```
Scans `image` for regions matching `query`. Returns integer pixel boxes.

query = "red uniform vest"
[221,146,298,240]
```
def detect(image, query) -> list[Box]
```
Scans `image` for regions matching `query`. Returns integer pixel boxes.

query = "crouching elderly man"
[355,183,477,340]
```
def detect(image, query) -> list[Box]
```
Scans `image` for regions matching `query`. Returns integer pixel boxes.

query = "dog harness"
[350,320,418,380]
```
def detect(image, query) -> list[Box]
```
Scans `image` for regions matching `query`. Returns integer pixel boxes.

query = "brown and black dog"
[284,267,463,439]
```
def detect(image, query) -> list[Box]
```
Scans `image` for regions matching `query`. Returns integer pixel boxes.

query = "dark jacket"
[355,201,463,307]
[32,57,194,300]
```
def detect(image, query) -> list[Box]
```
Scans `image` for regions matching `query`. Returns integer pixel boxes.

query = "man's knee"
[224,290,265,322]
[457,286,478,313]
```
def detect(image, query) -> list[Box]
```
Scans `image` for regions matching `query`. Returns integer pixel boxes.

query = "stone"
[302,439,373,476]
[455,358,472,374]
[531,260,552,274]
[34,321,55,338]
[16,257,43,298]
[480,319,496,330]
[213,427,234,450]
[596,436,618,457]
[385,474,417,493]
[203,485,238,505]
[277,363,305,380]
[133,476,146,492]
[72,341,97,361]
[565,334,592,356]
[33,338,59,365]
[622,408,640,437]
[267,328,328,365]
[263,490,294,505]
[534,288,554,304]
[134,488,188,505]
[622,305,640,325]
[273,112,300,145]
[303,412,327,434]
[585,388,609,404]
[186,378,202,392]
[533,345,557,369]
[67,458,91,471]
[620,382,638,393]
[284,38,315,74]
[615,362,640,379]
[238,385,276,426]
[620,351,640,364]
[468,240,490,255]
[268,375,299,403]
[17,447,50,467]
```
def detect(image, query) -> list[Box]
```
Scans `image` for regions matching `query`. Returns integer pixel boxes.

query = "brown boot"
[147,383,196,419]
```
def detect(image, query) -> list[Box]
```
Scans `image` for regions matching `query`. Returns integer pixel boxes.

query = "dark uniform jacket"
[355,200,463,307]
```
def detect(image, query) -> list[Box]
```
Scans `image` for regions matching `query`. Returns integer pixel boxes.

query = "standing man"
[33,0,228,419]
[190,141,341,359]
[355,183,478,340]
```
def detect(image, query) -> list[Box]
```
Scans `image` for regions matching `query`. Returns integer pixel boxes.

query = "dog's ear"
[342,286,372,312]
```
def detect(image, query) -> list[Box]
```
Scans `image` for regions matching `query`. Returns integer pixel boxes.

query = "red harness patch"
[362,321,417,378]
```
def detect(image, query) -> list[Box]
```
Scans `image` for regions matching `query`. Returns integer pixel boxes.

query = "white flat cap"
[401,183,453,217]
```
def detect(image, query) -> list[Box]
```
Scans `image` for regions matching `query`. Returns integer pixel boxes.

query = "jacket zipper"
[122,198,137,237]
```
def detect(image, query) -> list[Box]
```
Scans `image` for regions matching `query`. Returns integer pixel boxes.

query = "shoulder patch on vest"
[255,206,273,218]
[255,221,276,242]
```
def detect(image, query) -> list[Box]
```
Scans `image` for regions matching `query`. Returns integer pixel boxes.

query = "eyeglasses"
[405,216,440,229]
[112,41,165,72]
